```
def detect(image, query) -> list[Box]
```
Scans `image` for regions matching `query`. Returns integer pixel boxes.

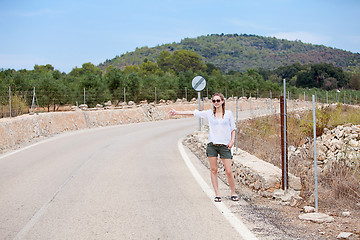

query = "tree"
[139,60,163,76]
[296,70,314,88]
[274,63,304,81]
[311,63,347,89]
[34,64,54,72]
[323,77,338,90]
[205,63,220,75]
[104,67,125,103]
[69,63,110,107]
[157,50,206,75]
[69,63,102,77]
[157,51,172,72]
[349,74,360,90]
[294,63,348,89]
[30,65,67,111]
[123,65,139,74]
[125,72,141,102]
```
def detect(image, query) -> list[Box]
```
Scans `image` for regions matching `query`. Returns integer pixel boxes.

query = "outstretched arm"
[170,109,194,116]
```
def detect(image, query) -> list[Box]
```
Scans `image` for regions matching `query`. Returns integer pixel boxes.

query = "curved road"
[0,118,251,240]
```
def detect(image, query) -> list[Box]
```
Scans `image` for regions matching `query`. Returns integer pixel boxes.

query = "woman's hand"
[227,130,236,149]
[226,140,235,149]
[169,109,177,116]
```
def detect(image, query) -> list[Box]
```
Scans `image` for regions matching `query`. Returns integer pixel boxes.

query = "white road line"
[0,126,107,161]
[178,138,259,240]
[0,136,58,161]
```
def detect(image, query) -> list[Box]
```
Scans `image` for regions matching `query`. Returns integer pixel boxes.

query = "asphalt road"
[0,118,247,240]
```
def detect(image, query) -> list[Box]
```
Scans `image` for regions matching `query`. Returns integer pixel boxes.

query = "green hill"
[99,34,360,73]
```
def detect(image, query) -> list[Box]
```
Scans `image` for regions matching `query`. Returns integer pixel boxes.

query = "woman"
[170,93,238,202]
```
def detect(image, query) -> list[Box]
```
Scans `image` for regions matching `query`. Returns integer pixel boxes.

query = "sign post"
[192,76,207,131]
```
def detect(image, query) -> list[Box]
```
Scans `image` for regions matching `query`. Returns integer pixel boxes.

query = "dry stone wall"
[289,123,360,171]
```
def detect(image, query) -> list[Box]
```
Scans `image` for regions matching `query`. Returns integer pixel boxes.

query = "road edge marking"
[178,138,259,240]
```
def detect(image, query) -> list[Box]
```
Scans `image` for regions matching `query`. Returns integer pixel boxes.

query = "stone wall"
[289,123,360,171]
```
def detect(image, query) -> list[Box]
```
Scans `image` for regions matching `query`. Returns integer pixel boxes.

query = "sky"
[1,0,359,73]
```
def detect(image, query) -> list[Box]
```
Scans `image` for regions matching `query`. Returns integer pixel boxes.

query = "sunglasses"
[212,99,222,103]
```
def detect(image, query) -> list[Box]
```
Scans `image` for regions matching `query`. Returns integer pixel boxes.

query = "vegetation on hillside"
[99,34,360,73]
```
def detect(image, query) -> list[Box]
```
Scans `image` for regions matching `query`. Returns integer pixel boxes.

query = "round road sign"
[192,76,206,92]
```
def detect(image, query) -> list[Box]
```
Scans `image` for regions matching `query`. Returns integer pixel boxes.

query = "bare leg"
[221,158,236,196]
[208,157,220,197]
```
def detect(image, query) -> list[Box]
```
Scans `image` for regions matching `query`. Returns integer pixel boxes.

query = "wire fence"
[2,86,359,118]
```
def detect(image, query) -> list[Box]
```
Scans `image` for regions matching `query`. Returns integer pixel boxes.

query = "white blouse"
[193,109,236,145]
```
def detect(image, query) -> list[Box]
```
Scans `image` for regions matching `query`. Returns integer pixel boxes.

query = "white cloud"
[270,31,332,46]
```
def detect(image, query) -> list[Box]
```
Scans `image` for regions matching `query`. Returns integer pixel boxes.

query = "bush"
[0,94,29,118]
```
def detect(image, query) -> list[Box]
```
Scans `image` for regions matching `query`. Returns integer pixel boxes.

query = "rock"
[288,145,296,152]
[298,212,334,223]
[348,139,358,148]
[79,104,88,109]
[96,104,103,108]
[331,138,342,150]
[335,128,345,139]
[104,101,112,106]
[337,232,353,239]
[342,211,351,217]
[317,149,327,161]
[279,189,296,202]
[323,135,334,149]
[304,206,316,213]
[351,126,360,133]
[323,128,330,134]
[128,101,135,106]
[290,197,297,207]
[289,176,302,191]
[261,191,273,198]
[272,189,285,198]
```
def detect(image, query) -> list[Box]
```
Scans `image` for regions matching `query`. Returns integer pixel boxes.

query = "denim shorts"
[206,142,233,159]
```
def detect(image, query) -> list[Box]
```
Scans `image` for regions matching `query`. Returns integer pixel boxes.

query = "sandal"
[214,197,222,202]
[231,195,239,201]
